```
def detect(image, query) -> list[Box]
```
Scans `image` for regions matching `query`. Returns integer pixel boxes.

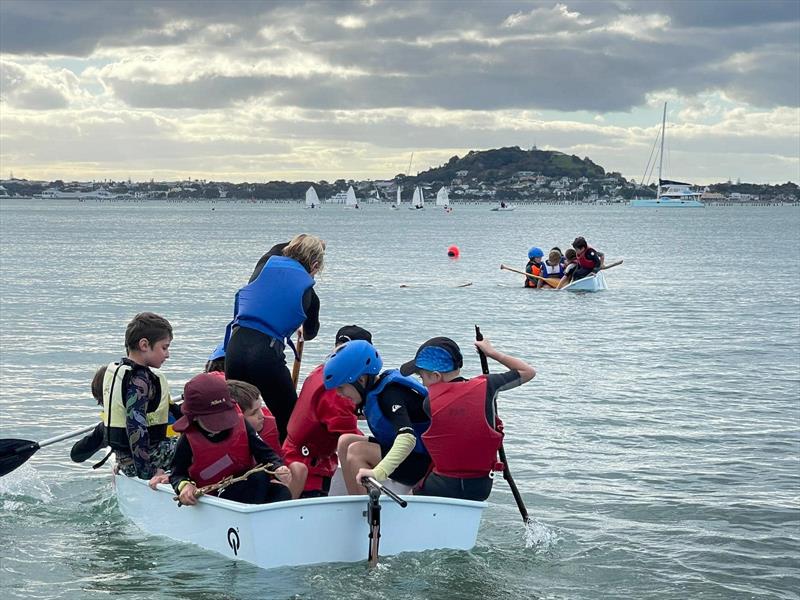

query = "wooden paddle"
[475,326,531,525]
[291,330,304,390]
[600,259,623,270]
[500,264,562,287]
[0,424,97,477]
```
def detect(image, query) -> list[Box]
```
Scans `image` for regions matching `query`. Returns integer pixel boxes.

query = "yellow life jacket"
[102,361,171,446]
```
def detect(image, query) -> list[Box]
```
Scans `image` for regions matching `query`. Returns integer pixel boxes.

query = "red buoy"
[447,245,460,258]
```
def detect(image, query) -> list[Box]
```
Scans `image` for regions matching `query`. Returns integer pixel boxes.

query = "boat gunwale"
[117,474,487,514]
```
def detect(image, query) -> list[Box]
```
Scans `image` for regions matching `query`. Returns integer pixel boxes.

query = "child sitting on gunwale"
[169,373,292,506]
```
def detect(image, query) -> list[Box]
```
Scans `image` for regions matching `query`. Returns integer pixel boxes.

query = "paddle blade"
[0,439,40,477]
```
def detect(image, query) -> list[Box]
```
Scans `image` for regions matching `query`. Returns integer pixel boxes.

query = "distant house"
[456,170,469,177]
[701,192,726,202]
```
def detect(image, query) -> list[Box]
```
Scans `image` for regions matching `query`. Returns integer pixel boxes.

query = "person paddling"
[224,234,325,443]
[333,341,432,494]
[399,337,535,501]
[571,236,605,281]
[282,325,373,498]
[169,373,292,506]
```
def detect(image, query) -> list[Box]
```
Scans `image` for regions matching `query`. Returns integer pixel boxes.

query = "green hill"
[407,146,607,184]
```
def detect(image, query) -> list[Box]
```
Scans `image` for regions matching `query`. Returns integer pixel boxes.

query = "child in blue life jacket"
[537,249,566,288]
[169,373,292,506]
[332,340,433,494]
[399,336,535,502]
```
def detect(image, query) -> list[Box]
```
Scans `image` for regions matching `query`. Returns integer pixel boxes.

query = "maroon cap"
[173,373,239,432]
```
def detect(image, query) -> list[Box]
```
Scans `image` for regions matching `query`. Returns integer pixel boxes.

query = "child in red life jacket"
[227,378,308,499]
[399,336,535,502]
[169,373,292,506]
[571,236,605,281]
[282,325,372,498]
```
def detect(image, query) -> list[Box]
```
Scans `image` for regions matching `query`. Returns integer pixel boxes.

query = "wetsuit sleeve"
[70,422,106,463]
[318,391,361,436]
[373,433,417,481]
[124,370,156,479]
[246,421,284,468]
[169,436,193,493]
[484,371,523,426]
[248,242,288,283]
[301,288,320,341]
[377,384,417,437]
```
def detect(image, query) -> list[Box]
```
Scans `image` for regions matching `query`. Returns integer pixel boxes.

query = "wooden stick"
[291,330,304,391]
[599,259,623,270]
[500,264,560,286]
[173,463,276,504]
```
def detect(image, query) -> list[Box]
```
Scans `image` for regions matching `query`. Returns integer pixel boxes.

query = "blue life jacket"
[540,261,564,277]
[228,256,314,343]
[364,369,430,453]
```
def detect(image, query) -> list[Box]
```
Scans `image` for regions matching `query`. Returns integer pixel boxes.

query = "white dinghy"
[561,271,608,292]
[305,186,319,209]
[410,186,425,210]
[345,186,359,209]
[114,473,485,570]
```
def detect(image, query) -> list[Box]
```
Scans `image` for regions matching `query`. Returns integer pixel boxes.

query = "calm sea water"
[1,199,798,600]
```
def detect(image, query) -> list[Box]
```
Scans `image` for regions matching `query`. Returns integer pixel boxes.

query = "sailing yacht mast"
[657,102,666,199]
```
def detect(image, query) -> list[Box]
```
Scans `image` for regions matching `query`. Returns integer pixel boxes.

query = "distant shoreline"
[1,197,795,207]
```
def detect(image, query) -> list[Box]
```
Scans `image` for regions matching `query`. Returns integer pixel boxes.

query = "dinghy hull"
[114,474,485,570]
[562,271,607,292]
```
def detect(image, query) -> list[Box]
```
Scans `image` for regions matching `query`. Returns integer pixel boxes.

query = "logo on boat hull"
[227,527,240,556]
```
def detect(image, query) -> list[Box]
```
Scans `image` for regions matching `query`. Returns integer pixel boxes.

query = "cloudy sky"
[1,0,798,184]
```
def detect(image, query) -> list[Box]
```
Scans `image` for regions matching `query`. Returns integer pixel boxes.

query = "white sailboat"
[630,103,704,208]
[345,186,359,209]
[391,186,401,210]
[410,186,424,210]
[305,186,319,209]
[436,187,450,208]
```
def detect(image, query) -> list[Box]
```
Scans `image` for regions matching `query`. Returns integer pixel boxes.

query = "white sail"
[396,186,402,206]
[305,186,319,207]
[345,186,358,207]
[410,186,424,209]
[436,187,450,207]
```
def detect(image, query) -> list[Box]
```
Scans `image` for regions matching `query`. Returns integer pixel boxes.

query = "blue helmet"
[528,246,544,259]
[208,342,226,361]
[323,340,383,389]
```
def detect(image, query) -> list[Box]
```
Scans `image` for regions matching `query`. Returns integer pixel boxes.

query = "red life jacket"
[186,415,254,488]
[282,366,358,490]
[258,407,282,457]
[577,247,597,270]
[422,376,504,478]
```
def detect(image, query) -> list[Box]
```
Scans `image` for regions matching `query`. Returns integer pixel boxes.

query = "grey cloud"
[1,0,798,113]
[0,61,69,109]
[107,76,276,109]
